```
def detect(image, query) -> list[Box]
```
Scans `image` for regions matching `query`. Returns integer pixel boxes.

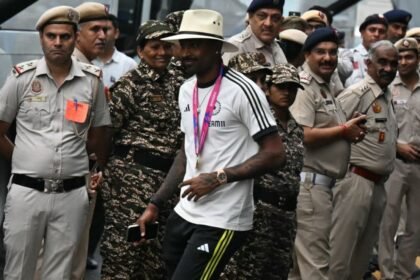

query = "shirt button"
[55,169,59,173]
[57,108,61,112]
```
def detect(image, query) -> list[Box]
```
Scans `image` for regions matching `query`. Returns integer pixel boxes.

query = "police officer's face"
[398,49,418,76]
[305,42,338,81]
[387,22,407,43]
[249,8,283,45]
[77,20,109,60]
[361,24,387,49]
[180,39,222,76]
[366,46,398,88]
[137,39,173,72]
[306,20,327,34]
[40,24,77,64]
[267,83,299,109]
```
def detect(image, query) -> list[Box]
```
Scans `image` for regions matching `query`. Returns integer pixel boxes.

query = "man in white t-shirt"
[137,9,285,280]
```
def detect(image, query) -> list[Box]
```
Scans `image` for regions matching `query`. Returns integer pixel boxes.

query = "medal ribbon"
[192,66,223,163]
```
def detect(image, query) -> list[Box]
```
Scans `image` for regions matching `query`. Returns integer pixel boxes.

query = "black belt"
[113,146,173,173]
[254,186,297,211]
[12,174,85,193]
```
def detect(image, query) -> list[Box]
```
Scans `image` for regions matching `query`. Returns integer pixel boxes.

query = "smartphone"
[126,222,159,242]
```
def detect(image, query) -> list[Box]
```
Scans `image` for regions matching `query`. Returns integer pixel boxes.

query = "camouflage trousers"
[100,156,176,280]
[220,201,297,280]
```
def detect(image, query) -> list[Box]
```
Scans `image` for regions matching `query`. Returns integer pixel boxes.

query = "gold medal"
[372,102,382,113]
[195,157,200,169]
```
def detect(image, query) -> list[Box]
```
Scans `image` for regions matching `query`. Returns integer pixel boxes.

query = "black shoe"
[86,257,98,270]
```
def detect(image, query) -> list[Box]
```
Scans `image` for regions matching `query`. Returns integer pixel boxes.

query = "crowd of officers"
[0,0,420,279]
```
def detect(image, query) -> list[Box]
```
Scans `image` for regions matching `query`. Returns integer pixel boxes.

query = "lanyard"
[192,67,223,169]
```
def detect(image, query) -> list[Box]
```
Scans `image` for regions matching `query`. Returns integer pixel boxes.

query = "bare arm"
[180,132,285,201]
[136,142,186,238]
[0,121,13,161]
[87,126,111,167]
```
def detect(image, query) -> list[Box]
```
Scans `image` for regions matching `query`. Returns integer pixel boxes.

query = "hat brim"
[271,79,304,89]
[162,33,239,53]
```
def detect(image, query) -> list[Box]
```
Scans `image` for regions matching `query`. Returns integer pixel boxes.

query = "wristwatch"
[216,169,228,185]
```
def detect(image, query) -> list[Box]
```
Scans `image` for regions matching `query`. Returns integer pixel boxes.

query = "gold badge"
[378,131,385,143]
[372,101,382,113]
[150,95,163,102]
[31,80,42,94]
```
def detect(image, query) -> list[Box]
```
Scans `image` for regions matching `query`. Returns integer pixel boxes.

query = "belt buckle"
[44,179,64,193]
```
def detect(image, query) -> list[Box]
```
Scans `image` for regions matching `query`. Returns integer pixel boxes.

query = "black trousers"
[163,211,248,280]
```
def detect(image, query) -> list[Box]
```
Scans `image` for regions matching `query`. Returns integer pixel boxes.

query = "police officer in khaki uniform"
[223,0,287,66]
[329,40,398,280]
[73,2,109,63]
[0,6,110,279]
[406,27,420,44]
[378,38,420,280]
[288,28,366,280]
[72,2,110,277]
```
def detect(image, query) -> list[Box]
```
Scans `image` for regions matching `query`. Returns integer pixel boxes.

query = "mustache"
[320,62,336,67]
[379,70,396,79]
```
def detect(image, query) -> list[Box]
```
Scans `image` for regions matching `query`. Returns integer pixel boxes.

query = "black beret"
[247,0,285,13]
[302,27,339,52]
[383,9,412,25]
[359,14,388,32]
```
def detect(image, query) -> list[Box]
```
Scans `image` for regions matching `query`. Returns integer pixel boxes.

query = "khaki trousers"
[3,183,89,280]
[288,182,332,280]
[378,159,420,279]
[329,171,386,280]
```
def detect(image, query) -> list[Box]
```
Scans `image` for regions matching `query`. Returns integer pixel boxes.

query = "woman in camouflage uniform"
[100,20,184,280]
[223,57,304,280]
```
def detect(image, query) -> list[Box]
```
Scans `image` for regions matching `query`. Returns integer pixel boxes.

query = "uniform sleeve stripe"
[225,71,271,130]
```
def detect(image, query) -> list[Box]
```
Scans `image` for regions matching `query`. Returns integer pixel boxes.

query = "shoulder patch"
[299,71,312,84]
[79,62,102,78]
[351,82,370,97]
[13,60,38,77]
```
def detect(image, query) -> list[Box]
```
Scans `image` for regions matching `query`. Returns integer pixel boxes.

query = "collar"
[247,25,268,50]
[393,72,420,91]
[136,61,164,82]
[302,62,329,85]
[365,74,387,98]
[35,56,86,80]
[73,48,91,64]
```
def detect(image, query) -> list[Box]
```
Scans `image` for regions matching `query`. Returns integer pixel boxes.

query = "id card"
[65,99,89,123]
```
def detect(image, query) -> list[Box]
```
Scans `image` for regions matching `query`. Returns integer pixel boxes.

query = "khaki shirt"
[391,75,420,147]
[290,63,349,179]
[338,75,397,175]
[73,48,91,64]
[223,26,287,66]
[0,57,111,179]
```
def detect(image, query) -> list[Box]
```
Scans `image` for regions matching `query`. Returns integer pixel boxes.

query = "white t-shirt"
[175,68,277,231]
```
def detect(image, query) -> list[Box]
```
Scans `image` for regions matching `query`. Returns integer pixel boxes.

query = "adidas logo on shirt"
[197,243,210,253]
[184,104,190,112]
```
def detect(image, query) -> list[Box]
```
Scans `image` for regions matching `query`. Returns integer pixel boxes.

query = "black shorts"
[163,211,249,280]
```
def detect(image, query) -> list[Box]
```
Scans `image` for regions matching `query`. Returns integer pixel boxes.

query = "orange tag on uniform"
[65,99,89,123]
[378,131,385,143]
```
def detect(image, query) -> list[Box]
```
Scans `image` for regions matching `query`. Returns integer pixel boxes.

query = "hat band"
[177,31,224,40]
[79,16,108,24]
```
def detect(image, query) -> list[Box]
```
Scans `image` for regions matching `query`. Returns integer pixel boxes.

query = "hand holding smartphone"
[126,222,159,242]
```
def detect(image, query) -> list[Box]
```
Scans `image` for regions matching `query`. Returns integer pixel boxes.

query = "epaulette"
[299,71,312,85]
[352,83,370,97]
[234,30,251,43]
[79,62,102,78]
[13,60,38,77]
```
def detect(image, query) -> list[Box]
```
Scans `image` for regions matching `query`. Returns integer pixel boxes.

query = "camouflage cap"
[266,63,304,89]
[394,37,418,53]
[164,11,185,33]
[136,20,174,45]
[228,52,271,74]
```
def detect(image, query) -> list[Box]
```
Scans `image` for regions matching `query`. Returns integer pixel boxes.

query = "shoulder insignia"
[13,60,38,77]
[79,62,102,78]
[299,71,312,84]
[352,83,370,97]
[236,30,251,43]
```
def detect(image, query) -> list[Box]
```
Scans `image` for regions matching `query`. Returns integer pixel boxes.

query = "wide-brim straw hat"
[162,9,238,53]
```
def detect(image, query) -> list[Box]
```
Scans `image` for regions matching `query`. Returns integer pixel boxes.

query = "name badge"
[375,118,387,123]
[65,99,89,123]
[393,99,407,105]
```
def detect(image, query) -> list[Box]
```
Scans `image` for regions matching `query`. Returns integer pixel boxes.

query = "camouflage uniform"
[100,59,184,279]
[221,64,304,280]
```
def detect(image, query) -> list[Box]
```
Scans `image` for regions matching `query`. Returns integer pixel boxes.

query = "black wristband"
[149,196,164,210]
